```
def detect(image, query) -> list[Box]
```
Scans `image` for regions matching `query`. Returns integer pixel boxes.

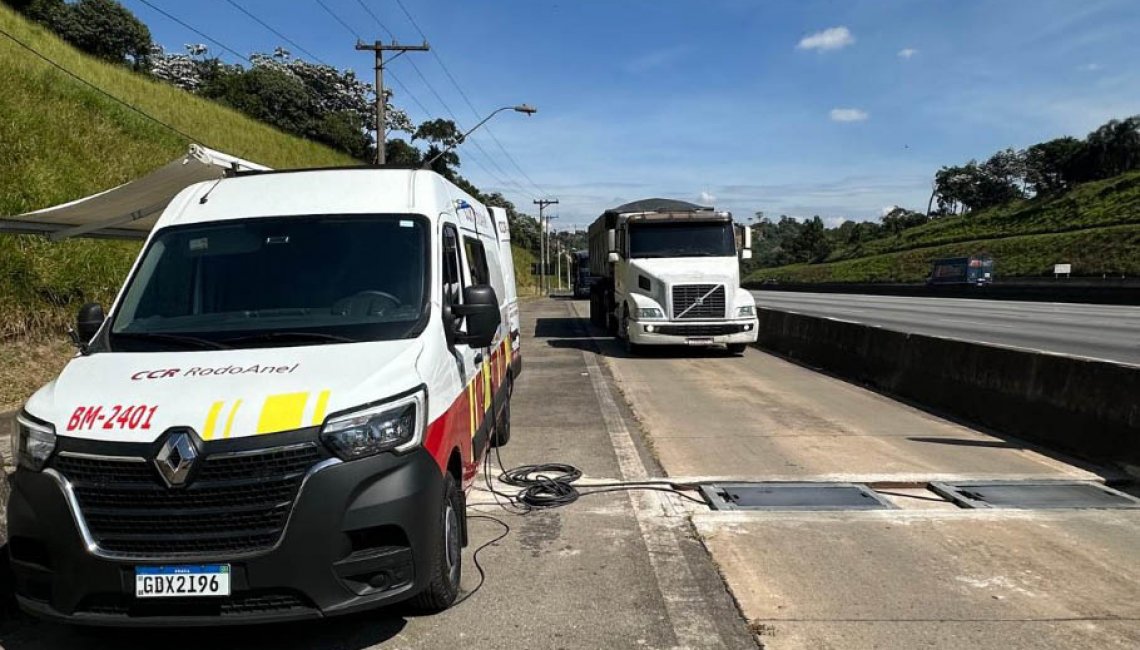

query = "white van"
[7,168,522,624]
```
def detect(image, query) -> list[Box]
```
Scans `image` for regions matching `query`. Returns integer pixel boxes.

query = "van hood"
[25,340,424,443]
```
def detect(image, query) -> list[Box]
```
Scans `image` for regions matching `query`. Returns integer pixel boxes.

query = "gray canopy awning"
[0,145,270,240]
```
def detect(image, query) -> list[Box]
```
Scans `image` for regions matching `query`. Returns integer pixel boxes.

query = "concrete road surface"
[580,298,1140,650]
[0,299,753,650]
[751,291,1140,366]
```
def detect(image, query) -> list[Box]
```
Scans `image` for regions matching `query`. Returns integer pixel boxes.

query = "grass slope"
[749,170,1140,284]
[0,4,357,339]
[826,171,1140,264]
[751,223,1140,284]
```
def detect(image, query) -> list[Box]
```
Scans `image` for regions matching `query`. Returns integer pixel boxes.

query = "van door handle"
[473,352,484,365]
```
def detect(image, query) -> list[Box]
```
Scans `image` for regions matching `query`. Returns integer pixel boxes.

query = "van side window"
[463,237,490,286]
[442,225,464,305]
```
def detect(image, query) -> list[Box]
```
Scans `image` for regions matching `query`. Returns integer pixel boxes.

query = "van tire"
[410,473,463,612]
[491,400,511,447]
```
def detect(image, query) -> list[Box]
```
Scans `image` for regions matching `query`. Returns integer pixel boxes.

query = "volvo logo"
[155,431,198,487]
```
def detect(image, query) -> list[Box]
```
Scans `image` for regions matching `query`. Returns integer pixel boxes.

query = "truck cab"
[587,199,758,354]
[7,168,521,625]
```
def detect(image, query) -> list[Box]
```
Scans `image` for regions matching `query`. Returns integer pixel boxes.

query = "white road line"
[571,304,727,650]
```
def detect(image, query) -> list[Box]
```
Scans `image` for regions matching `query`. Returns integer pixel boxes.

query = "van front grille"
[50,444,325,558]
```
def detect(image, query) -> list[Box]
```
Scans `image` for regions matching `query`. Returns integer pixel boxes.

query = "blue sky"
[123,0,1140,229]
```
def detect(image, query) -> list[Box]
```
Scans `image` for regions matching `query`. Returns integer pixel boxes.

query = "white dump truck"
[586,198,758,355]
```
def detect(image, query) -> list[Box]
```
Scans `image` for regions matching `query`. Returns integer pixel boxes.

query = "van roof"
[156,167,474,232]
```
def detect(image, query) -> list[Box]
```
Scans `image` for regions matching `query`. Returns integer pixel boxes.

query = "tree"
[413,119,463,177]
[1081,116,1140,181]
[1024,137,1083,195]
[791,216,831,263]
[53,0,153,68]
[881,207,929,235]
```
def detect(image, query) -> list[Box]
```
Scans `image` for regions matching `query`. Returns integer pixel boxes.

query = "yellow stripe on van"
[257,392,308,434]
[202,401,224,440]
[468,383,477,439]
[311,390,331,426]
[223,399,242,438]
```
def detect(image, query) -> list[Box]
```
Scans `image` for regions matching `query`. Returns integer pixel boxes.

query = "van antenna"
[198,173,228,205]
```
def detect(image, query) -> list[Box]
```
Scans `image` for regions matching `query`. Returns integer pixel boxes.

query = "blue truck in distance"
[926,255,994,286]
[572,250,599,298]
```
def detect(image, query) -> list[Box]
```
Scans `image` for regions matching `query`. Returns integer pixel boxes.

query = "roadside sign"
[1054,263,1071,277]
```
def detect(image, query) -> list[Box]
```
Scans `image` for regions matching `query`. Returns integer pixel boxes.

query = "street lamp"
[423,104,536,168]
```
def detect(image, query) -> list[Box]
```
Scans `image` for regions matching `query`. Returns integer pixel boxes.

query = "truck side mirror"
[452,285,501,348]
[741,249,753,260]
[76,302,105,343]
[606,228,618,261]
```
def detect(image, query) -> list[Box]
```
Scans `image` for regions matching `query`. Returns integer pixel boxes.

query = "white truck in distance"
[586,198,758,354]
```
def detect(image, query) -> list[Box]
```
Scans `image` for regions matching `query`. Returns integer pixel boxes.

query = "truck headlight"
[737,305,755,317]
[320,390,425,460]
[15,413,56,471]
[637,307,664,320]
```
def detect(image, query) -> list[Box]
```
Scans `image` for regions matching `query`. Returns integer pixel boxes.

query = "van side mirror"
[451,285,501,348]
[76,302,105,343]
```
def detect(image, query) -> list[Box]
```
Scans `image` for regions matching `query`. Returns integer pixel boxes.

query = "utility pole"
[355,40,429,165]
[534,199,558,294]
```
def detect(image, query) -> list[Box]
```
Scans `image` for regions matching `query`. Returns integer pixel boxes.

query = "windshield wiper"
[113,332,231,350]
[223,331,359,346]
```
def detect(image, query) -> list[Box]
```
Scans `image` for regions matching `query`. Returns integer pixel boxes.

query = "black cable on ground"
[450,514,509,608]
[480,439,709,513]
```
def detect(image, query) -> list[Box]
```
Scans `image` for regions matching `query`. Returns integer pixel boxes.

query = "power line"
[351,2,532,196]
[393,0,547,197]
[135,0,251,64]
[224,0,324,63]
[0,26,202,145]
[313,0,364,41]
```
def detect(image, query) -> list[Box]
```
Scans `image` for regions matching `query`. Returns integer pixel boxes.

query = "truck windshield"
[629,222,735,258]
[108,215,428,351]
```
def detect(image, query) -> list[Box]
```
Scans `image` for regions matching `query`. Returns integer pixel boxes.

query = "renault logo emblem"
[155,431,198,487]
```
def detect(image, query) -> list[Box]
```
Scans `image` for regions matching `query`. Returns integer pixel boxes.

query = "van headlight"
[737,305,755,317]
[15,413,56,471]
[320,390,425,460]
[637,307,664,320]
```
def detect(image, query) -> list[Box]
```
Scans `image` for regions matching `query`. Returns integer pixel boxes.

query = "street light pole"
[423,104,537,169]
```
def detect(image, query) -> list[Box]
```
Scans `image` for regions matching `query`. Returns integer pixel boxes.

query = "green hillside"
[0,5,538,341]
[747,170,1140,284]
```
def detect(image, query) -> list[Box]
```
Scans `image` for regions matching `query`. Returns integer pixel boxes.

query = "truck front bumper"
[627,318,759,346]
[7,445,445,626]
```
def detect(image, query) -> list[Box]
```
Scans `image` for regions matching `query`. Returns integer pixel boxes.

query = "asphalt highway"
[752,290,1140,366]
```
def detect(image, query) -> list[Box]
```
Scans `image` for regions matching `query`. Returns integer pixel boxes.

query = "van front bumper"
[627,318,759,346]
[7,444,445,626]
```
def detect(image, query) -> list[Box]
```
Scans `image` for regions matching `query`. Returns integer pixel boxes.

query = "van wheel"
[410,473,463,612]
[491,400,511,447]
[727,343,747,356]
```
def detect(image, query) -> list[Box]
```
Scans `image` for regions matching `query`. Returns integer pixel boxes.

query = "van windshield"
[108,215,429,351]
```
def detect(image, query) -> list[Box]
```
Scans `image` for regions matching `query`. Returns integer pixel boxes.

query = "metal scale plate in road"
[929,481,1140,510]
[699,482,896,511]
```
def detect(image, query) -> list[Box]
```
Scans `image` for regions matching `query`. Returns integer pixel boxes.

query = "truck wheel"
[491,399,511,447]
[410,473,463,612]
[727,343,747,356]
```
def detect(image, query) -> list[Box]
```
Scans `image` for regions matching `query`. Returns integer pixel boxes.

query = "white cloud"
[881,205,900,216]
[699,190,717,204]
[829,108,869,122]
[797,26,855,52]
[897,48,918,59]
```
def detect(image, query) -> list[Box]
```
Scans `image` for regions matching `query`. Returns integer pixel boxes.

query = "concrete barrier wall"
[1,410,13,469]
[755,308,1140,468]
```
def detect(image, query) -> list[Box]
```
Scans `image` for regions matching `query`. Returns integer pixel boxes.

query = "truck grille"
[655,324,749,337]
[671,284,726,319]
[50,444,325,558]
